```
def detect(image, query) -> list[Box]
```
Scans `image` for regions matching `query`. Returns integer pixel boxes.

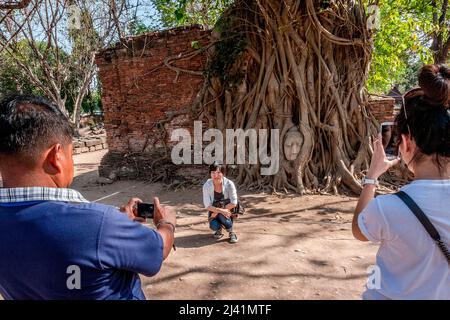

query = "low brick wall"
[73,136,108,155]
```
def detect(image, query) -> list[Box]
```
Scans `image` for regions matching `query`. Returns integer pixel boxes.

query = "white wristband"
[362,177,379,187]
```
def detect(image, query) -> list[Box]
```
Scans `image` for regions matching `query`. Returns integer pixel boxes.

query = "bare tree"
[0,0,136,127]
[0,1,70,112]
[0,0,36,53]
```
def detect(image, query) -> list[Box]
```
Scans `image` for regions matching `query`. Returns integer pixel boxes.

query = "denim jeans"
[209,212,233,232]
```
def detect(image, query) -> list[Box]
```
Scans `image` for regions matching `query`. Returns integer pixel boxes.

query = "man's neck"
[1,171,59,188]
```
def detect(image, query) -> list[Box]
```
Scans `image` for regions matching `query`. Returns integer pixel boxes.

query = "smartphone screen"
[380,122,399,160]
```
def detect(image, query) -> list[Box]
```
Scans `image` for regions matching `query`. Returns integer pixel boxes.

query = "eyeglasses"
[401,87,423,136]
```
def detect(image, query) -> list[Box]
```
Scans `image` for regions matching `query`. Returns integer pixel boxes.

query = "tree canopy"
[368,0,448,93]
[149,0,449,94]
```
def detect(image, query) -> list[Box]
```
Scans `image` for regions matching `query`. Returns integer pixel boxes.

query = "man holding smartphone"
[0,94,176,300]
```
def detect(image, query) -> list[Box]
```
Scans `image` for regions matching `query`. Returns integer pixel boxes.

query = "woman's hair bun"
[418,64,450,108]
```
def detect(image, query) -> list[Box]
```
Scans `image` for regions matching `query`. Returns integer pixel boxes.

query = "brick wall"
[96,26,210,155]
[367,96,397,124]
[73,135,108,154]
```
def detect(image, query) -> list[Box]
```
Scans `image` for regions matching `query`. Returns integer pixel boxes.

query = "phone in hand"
[136,203,154,219]
[380,122,400,161]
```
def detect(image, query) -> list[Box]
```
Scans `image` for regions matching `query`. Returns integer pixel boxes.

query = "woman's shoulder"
[223,176,236,187]
[361,193,404,223]
[203,179,213,187]
[373,193,402,209]
[369,191,421,222]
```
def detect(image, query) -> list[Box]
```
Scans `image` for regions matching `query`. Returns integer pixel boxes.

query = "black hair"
[395,64,450,172]
[209,161,226,175]
[0,94,74,162]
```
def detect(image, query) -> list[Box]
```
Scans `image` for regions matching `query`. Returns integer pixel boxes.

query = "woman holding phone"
[353,64,450,299]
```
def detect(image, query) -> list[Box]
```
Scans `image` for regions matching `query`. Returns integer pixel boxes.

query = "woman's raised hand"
[367,134,400,180]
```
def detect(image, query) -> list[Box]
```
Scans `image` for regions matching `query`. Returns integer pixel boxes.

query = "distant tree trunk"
[431,36,450,64]
[431,0,449,64]
[194,0,378,194]
[71,53,97,129]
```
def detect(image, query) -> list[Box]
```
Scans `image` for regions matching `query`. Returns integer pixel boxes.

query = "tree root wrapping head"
[194,0,379,195]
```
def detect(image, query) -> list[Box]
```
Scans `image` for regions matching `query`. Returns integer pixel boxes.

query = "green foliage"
[128,19,156,35]
[153,0,234,29]
[367,0,444,93]
[64,88,102,114]
[205,12,247,85]
[0,61,43,100]
[395,59,422,92]
[150,0,445,95]
[0,39,101,114]
[0,41,52,100]
[191,40,202,49]
[82,90,102,114]
[206,36,247,85]
[150,0,245,84]
[0,58,32,99]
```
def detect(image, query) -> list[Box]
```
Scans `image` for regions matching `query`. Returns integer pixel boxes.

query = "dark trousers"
[208,212,233,232]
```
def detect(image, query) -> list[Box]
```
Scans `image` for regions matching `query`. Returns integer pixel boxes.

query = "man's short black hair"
[0,94,74,161]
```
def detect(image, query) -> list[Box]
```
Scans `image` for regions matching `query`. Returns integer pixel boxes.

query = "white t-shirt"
[358,179,450,300]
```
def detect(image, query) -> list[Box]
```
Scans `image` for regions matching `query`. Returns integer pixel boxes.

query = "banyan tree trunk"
[192,0,379,195]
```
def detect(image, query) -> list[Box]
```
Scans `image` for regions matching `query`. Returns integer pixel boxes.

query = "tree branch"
[439,0,448,25]
[0,0,32,10]
[306,0,364,47]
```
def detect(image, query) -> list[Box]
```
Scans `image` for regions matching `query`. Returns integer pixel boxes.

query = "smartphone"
[136,203,154,219]
[380,122,399,160]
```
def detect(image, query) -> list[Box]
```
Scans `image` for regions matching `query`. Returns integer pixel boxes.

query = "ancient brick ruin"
[96,26,209,153]
[95,26,210,180]
[367,96,397,124]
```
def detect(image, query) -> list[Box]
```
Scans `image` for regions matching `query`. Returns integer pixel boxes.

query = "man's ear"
[45,144,65,175]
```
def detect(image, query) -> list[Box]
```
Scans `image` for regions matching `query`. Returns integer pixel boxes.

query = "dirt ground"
[72,150,379,300]
[1,150,379,300]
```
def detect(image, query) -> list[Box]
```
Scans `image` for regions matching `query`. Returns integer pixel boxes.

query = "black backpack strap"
[396,191,450,265]
[396,191,441,240]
